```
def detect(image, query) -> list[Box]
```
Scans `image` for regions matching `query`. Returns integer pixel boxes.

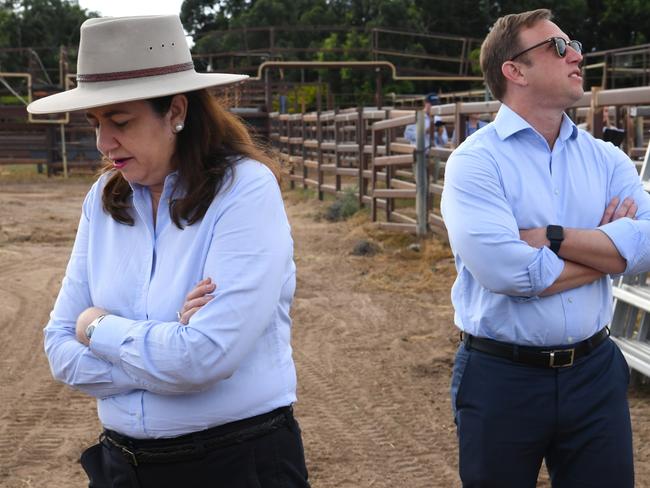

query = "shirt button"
[554,189,560,195]
[567,337,573,343]
[568,297,573,303]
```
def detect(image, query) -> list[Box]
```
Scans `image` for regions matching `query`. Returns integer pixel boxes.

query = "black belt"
[462,327,610,368]
[100,406,293,466]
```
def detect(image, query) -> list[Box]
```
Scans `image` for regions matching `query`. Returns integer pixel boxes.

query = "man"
[441,9,649,488]
[404,93,448,147]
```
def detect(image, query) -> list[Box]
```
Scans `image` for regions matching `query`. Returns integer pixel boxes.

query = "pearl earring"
[174,122,184,133]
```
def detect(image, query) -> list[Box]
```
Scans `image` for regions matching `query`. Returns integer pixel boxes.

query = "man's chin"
[566,87,586,108]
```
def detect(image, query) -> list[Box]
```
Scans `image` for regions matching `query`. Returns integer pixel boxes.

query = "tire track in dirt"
[289,202,461,487]
[0,182,94,487]
[297,348,455,487]
[0,247,66,387]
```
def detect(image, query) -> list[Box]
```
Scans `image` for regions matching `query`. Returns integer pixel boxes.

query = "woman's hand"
[178,278,216,325]
[75,306,108,346]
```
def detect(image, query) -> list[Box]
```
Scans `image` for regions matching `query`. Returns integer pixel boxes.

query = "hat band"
[76,62,195,83]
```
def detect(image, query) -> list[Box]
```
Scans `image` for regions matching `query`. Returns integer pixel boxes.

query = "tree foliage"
[179,0,649,105]
[182,0,650,54]
[0,0,97,84]
[2,0,649,102]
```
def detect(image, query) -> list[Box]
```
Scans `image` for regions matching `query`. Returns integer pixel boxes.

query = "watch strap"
[85,314,107,340]
[549,238,562,255]
[546,225,564,255]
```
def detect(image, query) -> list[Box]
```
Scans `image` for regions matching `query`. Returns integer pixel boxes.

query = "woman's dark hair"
[101,89,279,228]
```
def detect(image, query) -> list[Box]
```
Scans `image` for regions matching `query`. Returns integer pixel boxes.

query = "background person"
[452,113,488,146]
[441,8,649,487]
[404,92,448,148]
[432,115,450,147]
[465,113,488,136]
[28,15,309,488]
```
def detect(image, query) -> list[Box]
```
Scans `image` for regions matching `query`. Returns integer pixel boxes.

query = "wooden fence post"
[591,86,603,138]
[357,106,364,208]
[415,110,428,237]
[317,110,324,200]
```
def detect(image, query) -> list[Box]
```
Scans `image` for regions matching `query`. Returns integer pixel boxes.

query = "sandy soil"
[0,178,649,487]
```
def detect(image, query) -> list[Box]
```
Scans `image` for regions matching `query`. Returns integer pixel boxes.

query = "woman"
[28,15,309,488]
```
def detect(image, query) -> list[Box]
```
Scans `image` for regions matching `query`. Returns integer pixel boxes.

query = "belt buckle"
[120,445,138,466]
[101,432,139,466]
[547,348,575,368]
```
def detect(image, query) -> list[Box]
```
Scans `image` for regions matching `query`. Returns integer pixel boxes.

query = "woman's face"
[85,97,186,194]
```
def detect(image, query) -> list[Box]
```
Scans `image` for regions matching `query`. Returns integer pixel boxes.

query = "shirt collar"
[127,170,180,195]
[494,103,578,142]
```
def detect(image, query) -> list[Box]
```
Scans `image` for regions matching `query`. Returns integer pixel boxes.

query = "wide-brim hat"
[27,15,248,114]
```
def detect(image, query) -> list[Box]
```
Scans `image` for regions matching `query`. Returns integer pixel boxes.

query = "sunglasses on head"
[510,37,582,61]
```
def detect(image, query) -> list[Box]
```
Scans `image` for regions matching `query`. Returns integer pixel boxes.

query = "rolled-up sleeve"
[597,149,650,275]
[442,151,564,297]
[44,184,145,398]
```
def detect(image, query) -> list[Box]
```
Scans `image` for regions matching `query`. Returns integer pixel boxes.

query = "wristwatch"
[85,314,107,341]
[546,225,564,255]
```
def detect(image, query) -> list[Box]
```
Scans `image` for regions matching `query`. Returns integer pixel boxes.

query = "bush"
[325,187,360,221]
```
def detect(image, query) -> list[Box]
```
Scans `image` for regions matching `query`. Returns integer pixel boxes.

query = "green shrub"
[325,187,360,221]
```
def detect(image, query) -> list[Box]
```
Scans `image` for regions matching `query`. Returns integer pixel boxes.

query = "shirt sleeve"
[404,123,416,144]
[89,167,293,394]
[44,183,146,399]
[441,128,449,146]
[441,150,564,297]
[598,148,650,275]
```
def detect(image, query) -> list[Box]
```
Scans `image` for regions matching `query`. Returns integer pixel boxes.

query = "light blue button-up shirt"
[404,115,449,148]
[44,159,298,439]
[441,104,650,346]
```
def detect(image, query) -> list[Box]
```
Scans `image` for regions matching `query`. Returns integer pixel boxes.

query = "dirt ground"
[1,177,650,487]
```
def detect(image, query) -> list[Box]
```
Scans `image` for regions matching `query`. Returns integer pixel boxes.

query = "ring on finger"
[176,311,182,321]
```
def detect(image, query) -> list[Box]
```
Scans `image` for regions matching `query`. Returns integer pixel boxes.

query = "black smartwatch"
[546,225,564,255]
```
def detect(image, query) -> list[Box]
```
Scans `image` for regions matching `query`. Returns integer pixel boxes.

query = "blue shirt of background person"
[403,92,449,148]
[451,113,488,145]
[465,113,488,136]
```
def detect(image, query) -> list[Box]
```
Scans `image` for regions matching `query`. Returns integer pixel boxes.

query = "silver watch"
[85,314,107,341]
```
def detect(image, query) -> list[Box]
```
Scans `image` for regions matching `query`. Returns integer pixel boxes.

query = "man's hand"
[75,306,108,346]
[519,227,547,249]
[600,196,637,225]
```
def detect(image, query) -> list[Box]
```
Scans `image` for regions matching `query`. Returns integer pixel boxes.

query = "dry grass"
[0,165,96,184]
[302,195,456,295]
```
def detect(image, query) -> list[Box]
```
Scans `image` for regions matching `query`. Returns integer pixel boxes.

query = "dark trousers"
[451,337,634,488]
[80,410,310,488]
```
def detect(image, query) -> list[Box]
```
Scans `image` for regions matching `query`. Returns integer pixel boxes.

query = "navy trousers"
[451,337,634,488]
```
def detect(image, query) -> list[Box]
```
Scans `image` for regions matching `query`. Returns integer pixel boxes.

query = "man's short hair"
[480,9,553,101]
